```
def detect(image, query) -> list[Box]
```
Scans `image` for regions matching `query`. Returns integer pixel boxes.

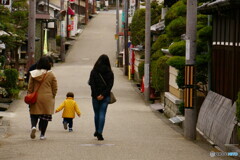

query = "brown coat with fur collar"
[28,70,58,115]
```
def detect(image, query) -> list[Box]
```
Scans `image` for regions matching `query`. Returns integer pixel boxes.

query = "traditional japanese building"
[198,0,240,102]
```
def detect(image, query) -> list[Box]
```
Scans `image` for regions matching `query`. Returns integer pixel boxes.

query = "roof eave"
[198,0,240,14]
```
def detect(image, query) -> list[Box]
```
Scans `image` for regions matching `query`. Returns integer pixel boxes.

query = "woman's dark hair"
[36,56,51,70]
[93,54,112,72]
[66,92,74,98]
[46,56,54,67]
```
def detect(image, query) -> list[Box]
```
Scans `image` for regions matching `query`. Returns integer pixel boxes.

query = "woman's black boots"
[97,134,104,141]
[94,131,104,140]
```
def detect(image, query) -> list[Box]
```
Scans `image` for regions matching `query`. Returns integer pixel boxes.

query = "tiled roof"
[198,0,240,13]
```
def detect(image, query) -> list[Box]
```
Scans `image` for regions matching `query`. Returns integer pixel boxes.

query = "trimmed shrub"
[166,56,185,70]
[197,26,212,42]
[151,34,169,53]
[130,9,146,45]
[197,14,208,27]
[167,56,185,88]
[169,41,186,56]
[166,55,209,90]
[166,16,186,40]
[151,1,162,25]
[196,54,209,85]
[4,68,18,89]
[151,50,163,61]
[130,1,163,46]
[151,56,169,92]
[9,88,20,98]
[138,61,144,81]
[165,0,186,26]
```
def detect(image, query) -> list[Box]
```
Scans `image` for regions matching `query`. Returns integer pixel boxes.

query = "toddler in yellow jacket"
[55,92,81,132]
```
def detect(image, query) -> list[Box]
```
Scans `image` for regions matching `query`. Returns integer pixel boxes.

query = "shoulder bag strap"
[35,73,47,92]
[99,73,107,86]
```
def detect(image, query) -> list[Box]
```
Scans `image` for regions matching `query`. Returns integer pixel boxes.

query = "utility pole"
[85,0,89,24]
[67,1,69,39]
[60,0,65,62]
[27,0,36,70]
[184,0,197,140]
[116,0,120,66]
[144,0,151,102]
[123,0,128,76]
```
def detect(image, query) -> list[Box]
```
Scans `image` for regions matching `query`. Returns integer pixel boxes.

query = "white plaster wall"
[169,66,179,89]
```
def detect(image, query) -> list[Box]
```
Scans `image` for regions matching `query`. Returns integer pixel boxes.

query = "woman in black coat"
[88,54,114,140]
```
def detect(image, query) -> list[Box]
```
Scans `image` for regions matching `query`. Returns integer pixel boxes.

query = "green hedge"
[197,26,212,42]
[130,2,163,46]
[196,54,209,85]
[130,8,146,46]
[169,41,186,56]
[138,61,144,80]
[4,68,18,89]
[151,50,163,61]
[151,34,169,53]
[151,56,169,92]
[166,55,209,89]
[151,1,162,25]
[166,16,186,41]
[165,0,186,26]
[166,56,185,70]
[167,56,185,88]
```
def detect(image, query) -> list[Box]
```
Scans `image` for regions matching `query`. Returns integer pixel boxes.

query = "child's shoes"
[63,122,68,130]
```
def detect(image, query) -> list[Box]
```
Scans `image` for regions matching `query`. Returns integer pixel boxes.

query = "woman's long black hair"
[93,54,112,73]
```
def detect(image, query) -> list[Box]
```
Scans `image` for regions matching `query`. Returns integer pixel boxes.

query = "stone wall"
[164,66,183,118]
[164,92,182,118]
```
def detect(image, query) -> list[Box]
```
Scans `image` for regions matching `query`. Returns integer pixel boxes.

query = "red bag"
[25,73,46,105]
[24,92,38,104]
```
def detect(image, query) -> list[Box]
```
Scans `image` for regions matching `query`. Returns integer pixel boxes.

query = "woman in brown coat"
[28,56,57,140]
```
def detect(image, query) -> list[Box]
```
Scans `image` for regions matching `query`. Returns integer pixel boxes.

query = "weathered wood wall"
[197,91,236,150]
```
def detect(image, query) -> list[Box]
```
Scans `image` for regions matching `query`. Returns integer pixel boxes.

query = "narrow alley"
[0,11,232,160]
